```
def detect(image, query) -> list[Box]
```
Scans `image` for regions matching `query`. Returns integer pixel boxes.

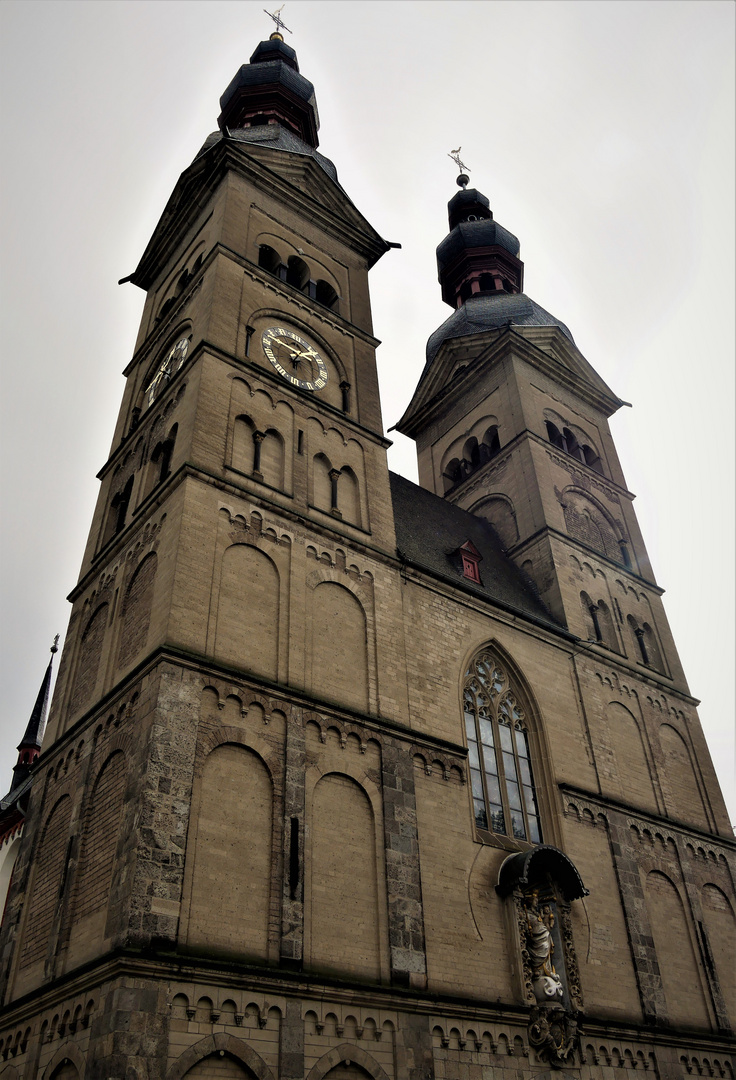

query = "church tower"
[397,174,667,652]
[0,30,733,1080]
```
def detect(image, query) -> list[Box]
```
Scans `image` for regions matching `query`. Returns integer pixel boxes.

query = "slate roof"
[220,58,318,115]
[19,653,53,751]
[0,773,32,815]
[436,219,521,271]
[389,471,562,632]
[194,124,339,183]
[425,292,574,364]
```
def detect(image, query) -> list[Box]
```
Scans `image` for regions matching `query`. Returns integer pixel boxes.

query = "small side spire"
[12,638,58,785]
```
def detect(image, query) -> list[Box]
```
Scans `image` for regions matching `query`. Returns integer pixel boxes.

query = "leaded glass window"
[463,651,541,843]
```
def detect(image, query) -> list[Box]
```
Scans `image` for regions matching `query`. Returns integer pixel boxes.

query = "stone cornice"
[559,783,736,850]
[31,647,468,778]
[2,948,733,1055]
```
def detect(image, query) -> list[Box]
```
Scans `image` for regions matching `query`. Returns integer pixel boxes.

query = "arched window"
[628,615,647,663]
[464,436,480,469]
[627,615,663,672]
[157,296,175,322]
[338,466,361,526]
[174,269,190,296]
[149,423,177,490]
[463,650,541,843]
[562,427,585,463]
[583,444,602,473]
[546,418,604,475]
[312,453,334,514]
[481,425,501,459]
[232,414,256,474]
[580,591,601,641]
[443,457,462,492]
[596,599,618,650]
[258,244,283,277]
[315,279,338,310]
[479,272,496,293]
[545,420,565,450]
[258,428,285,489]
[116,475,133,533]
[641,620,664,674]
[103,475,134,546]
[286,255,310,292]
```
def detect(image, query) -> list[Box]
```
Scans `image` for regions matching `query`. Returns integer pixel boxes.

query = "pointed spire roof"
[2,638,58,813]
[17,637,58,753]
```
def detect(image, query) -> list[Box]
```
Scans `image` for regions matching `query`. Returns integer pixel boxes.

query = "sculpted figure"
[525,892,564,1002]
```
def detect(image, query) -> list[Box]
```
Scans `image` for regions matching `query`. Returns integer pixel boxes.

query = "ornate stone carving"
[528,1005,578,1068]
[556,900,583,1013]
[497,847,586,1068]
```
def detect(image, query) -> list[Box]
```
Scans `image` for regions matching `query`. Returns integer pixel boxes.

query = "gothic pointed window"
[463,650,541,843]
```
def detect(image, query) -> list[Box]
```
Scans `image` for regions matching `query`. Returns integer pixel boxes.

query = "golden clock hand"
[273,341,302,367]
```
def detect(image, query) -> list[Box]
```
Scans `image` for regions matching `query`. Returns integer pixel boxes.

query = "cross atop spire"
[264,4,292,37]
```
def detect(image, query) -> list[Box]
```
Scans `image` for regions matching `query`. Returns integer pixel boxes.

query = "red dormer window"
[458,540,482,584]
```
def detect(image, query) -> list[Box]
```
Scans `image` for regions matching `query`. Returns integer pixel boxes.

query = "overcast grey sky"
[1,1,734,820]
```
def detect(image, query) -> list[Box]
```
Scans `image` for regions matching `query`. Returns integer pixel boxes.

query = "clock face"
[144,336,190,409]
[262,326,328,391]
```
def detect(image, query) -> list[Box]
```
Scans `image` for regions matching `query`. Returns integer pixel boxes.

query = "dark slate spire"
[12,638,58,787]
[436,178,524,309]
[217,32,320,147]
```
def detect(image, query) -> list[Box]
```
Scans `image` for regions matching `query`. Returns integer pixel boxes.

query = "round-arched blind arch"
[463,650,541,843]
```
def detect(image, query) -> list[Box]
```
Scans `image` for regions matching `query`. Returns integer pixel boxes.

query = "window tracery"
[463,651,541,843]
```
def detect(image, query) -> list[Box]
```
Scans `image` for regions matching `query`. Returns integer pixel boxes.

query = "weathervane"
[448,146,471,188]
[264,4,292,35]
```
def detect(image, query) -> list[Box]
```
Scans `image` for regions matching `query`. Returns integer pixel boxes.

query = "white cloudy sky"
[1,1,733,821]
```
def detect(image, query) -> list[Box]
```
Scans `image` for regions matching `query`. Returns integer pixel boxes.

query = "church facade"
[0,32,733,1080]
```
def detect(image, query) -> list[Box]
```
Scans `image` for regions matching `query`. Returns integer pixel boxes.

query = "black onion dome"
[437,220,521,277]
[219,61,318,122]
[249,37,300,70]
[447,187,491,229]
[217,36,320,147]
[426,293,574,363]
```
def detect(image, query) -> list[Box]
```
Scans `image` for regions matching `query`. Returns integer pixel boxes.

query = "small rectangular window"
[461,554,481,582]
